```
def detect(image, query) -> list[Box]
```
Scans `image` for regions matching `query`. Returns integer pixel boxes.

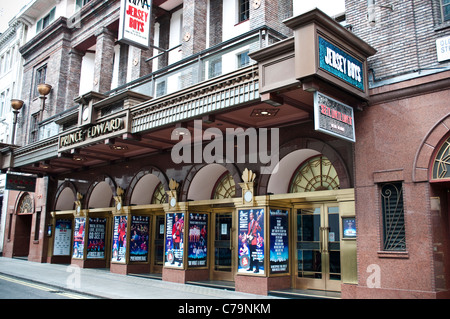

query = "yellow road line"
[0,274,91,299]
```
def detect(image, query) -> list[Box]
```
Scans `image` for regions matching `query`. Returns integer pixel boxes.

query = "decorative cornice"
[131,65,260,133]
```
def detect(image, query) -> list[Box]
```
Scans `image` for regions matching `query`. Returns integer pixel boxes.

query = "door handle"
[230,227,235,251]
[320,227,329,253]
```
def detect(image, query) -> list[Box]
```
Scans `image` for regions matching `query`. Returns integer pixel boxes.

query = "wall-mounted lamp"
[10,99,24,145]
[37,83,52,121]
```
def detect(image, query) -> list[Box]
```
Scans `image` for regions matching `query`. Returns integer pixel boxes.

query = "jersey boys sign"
[119,0,152,49]
[318,36,364,91]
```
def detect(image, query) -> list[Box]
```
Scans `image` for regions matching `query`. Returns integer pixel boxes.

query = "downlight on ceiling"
[250,108,279,117]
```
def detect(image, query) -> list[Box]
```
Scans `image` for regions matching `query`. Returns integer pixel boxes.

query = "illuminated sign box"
[314,91,355,143]
[318,36,365,91]
[6,173,37,192]
[118,0,152,50]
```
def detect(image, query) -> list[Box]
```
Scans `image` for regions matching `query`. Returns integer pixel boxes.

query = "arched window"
[432,136,450,181]
[212,172,236,199]
[18,193,33,214]
[152,182,167,204]
[289,156,340,193]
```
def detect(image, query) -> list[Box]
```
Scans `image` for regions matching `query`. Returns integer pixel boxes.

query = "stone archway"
[258,137,351,195]
[85,175,116,209]
[126,166,169,205]
[413,113,450,182]
[54,182,77,211]
[182,163,241,201]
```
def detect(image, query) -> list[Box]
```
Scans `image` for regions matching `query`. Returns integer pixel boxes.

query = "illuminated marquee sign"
[118,0,152,49]
[5,173,36,192]
[318,36,364,91]
[59,117,124,149]
[314,91,355,143]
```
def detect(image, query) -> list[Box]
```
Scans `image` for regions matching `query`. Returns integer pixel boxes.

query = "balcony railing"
[108,26,287,99]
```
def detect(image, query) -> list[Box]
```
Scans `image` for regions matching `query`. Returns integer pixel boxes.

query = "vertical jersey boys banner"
[72,218,85,259]
[53,219,72,256]
[238,208,264,274]
[118,0,152,49]
[112,216,127,263]
[165,213,184,268]
[269,209,289,274]
[87,217,107,259]
[130,216,150,261]
[187,213,208,267]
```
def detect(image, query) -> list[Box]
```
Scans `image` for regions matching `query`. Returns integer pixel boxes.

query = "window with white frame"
[442,0,450,22]
[76,0,92,11]
[237,50,250,68]
[238,0,250,23]
[0,92,5,117]
[36,7,56,33]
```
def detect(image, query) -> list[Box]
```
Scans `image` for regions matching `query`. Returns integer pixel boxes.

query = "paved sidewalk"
[0,257,279,299]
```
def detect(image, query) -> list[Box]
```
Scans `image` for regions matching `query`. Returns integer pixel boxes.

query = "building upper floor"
[3,0,450,150]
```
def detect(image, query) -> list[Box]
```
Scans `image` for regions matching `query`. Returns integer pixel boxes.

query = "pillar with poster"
[165,212,185,268]
[238,208,265,275]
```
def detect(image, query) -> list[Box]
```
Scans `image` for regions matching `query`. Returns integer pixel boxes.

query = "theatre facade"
[6,4,450,298]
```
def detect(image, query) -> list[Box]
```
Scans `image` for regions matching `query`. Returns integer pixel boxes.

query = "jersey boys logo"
[119,0,152,49]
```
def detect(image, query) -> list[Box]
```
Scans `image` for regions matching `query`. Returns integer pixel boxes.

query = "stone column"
[118,43,129,87]
[93,27,115,93]
[65,48,85,108]
[182,0,208,57]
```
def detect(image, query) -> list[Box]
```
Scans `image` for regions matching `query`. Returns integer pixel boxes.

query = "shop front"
[4,9,375,296]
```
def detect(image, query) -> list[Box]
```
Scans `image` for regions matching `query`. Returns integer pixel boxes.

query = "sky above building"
[0,0,346,34]
[0,0,30,33]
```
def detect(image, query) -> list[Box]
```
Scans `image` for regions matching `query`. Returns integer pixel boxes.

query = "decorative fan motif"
[289,156,340,193]
[433,137,450,180]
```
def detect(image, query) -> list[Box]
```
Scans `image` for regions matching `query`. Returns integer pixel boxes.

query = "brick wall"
[345,0,450,82]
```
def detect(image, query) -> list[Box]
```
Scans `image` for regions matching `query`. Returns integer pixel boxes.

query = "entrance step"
[269,288,341,299]
[186,280,235,291]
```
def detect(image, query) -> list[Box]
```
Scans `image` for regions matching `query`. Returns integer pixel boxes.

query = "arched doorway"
[128,171,168,274]
[13,193,34,258]
[186,163,238,281]
[267,149,344,292]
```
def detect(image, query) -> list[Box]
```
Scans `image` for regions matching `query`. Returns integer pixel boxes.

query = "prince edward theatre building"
[1,0,450,299]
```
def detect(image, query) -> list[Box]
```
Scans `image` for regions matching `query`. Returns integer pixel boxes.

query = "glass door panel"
[212,212,234,281]
[295,204,341,292]
[297,208,322,281]
[327,206,341,284]
[152,215,165,273]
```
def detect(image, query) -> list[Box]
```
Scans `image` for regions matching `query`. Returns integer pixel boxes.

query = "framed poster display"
[187,213,208,268]
[87,217,107,259]
[165,212,184,268]
[238,208,265,275]
[112,216,127,263]
[130,216,150,262]
[342,217,356,239]
[53,219,72,256]
[269,209,289,274]
[72,217,85,259]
